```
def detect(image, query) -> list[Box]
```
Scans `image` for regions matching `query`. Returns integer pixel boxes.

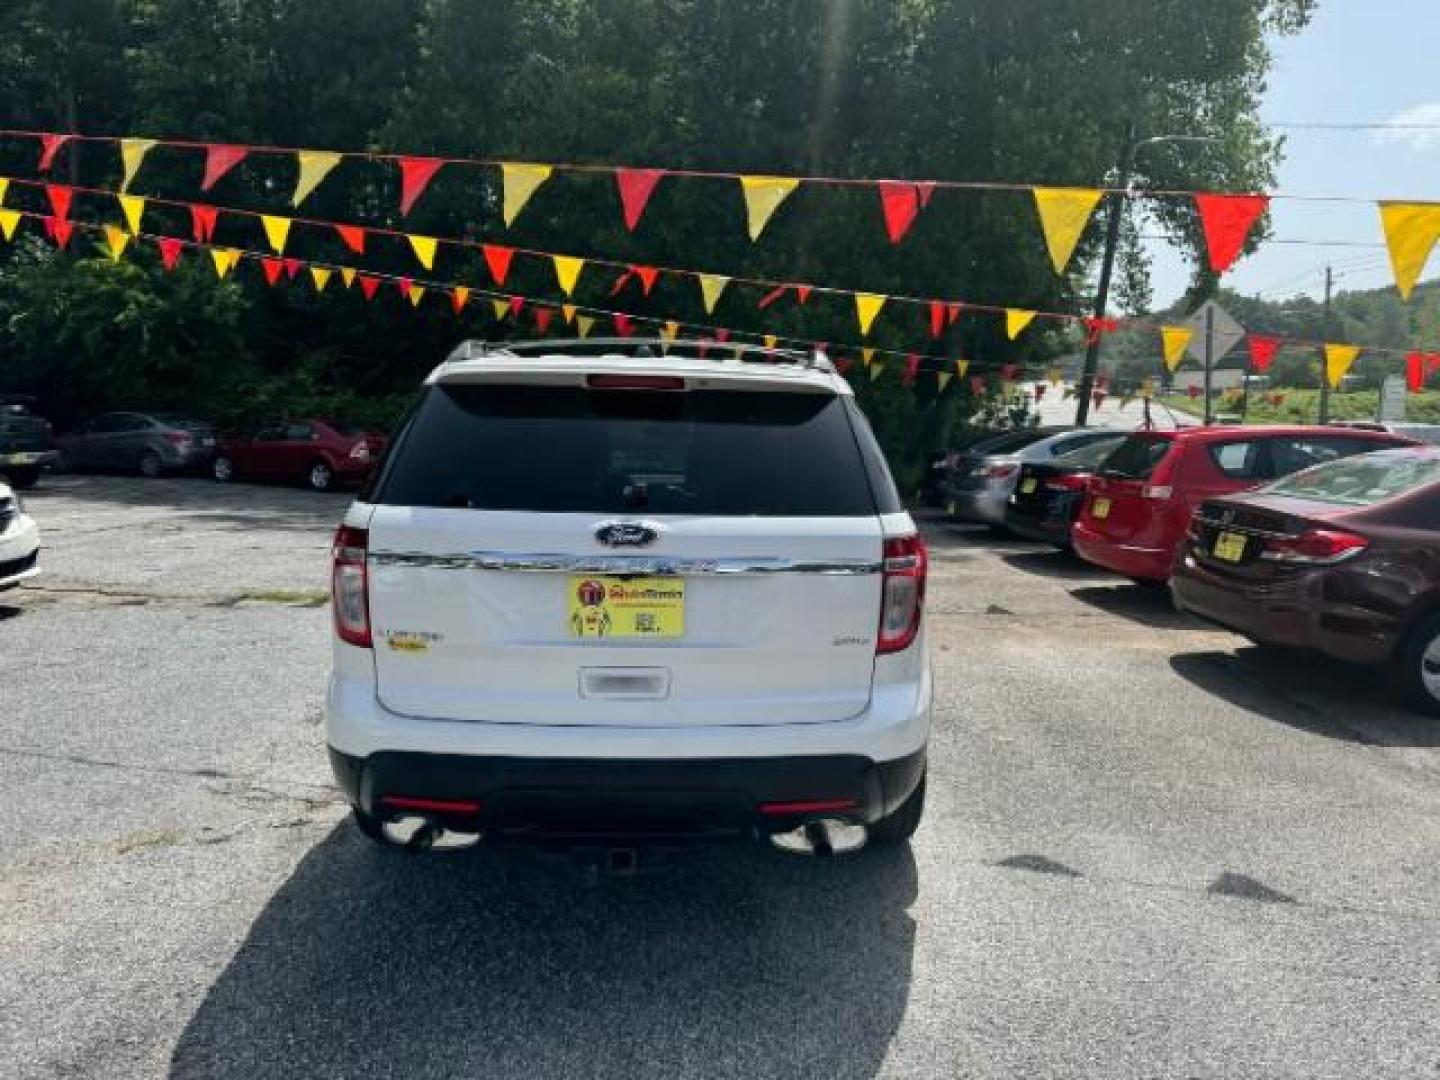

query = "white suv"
[326,340,930,855]
[0,479,41,591]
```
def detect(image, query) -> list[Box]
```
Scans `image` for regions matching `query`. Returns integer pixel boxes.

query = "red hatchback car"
[1072,426,1413,584]
[212,419,387,491]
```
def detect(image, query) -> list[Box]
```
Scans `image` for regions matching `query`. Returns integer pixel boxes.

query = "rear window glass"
[1209,440,1263,479]
[375,384,883,516]
[1268,435,1395,477]
[1100,435,1174,480]
[1054,436,1125,468]
[1267,453,1440,506]
[971,429,1050,455]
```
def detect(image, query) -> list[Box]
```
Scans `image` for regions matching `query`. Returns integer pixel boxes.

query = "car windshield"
[1265,452,1440,506]
[1054,436,1126,469]
[1099,434,1175,480]
[970,429,1055,456]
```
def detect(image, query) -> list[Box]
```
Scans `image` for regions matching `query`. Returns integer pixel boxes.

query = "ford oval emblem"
[595,521,660,548]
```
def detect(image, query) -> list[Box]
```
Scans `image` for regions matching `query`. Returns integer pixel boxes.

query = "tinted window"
[1047,432,1116,458]
[1267,453,1440,506]
[1054,436,1125,469]
[1209,441,1263,480]
[1100,435,1175,480]
[376,385,881,516]
[1268,436,1392,478]
[285,422,314,441]
[255,426,287,442]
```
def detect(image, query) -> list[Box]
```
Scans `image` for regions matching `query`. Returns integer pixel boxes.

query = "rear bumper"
[946,487,1009,524]
[1072,523,1174,582]
[329,747,927,840]
[1004,507,1073,546]
[1171,555,1398,665]
[0,515,40,589]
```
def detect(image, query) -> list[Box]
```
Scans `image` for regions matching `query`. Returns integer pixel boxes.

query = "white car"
[326,340,931,857]
[0,479,40,590]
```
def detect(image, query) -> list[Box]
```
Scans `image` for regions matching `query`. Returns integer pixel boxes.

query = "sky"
[1146,0,1440,308]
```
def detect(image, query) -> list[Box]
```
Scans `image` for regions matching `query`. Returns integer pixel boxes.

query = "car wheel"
[1395,612,1440,717]
[138,451,163,478]
[351,807,392,846]
[869,773,925,846]
[307,460,335,492]
[5,466,40,490]
[212,455,235,483]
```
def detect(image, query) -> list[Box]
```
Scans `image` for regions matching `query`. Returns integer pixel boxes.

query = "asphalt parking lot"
[4,476,1440,1079]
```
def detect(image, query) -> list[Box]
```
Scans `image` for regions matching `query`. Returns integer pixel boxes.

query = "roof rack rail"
[450,338,834,372]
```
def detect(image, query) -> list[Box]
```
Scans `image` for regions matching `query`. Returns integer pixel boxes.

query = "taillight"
[1260,528,1369,566]
[986,463,1019,479]
[332,525,371,647]
[878,534,927,655]
[165,432,191,447]
[1043,473,1090,492]
[348,441,370,461]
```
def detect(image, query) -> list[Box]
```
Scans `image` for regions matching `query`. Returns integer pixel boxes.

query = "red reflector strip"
[380,796,482,815]
[758,799,858,816]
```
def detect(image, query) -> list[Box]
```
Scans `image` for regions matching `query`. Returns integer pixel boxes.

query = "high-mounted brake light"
[586,374,686,391]
[878,534,927,655]
[331,525,371,648]
[1261,528,1369,566]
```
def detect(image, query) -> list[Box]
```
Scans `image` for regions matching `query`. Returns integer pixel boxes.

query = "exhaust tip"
[769,818,868,857]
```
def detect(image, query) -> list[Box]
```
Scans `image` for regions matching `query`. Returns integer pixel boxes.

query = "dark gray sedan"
[57,412,218,477]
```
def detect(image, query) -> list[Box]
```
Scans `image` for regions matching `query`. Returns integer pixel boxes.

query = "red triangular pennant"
[398,156,445,216]
[534,306,554,334]
[929,302,946,339]
[283,257,303,280]
[1427,355,1440,377]
[1195,193,1271,274]
[482,244,514,286]
[916,182,936,209]
[1248,334,1282,374]
[358,275,380,301]
[757,285,788,310]
[714,328,731,344]
[1407,352,1426,393]
[190,204,219,243]
[615,168,666,232]
[1187,385,1203,399]
[395,276,412,300]
[1001,363,1019,382]
[335,224,366,254]
[970,375,987,395]
[44,217,73,249]
[795,285,812,305]
[156,237,184,271]
[508,296,525,318]
[201,144,248,191]
[878,181,921,244]
[946,302,962,326]
[903,354,921,386]
[1034,383,1048,401]
[614,313,635,337]
[45,185,73,221]
[260,258,284,286]
[38,133,73,173]
[1083,317,1118,346]
[634,266,659,296]
[609,270,633,297]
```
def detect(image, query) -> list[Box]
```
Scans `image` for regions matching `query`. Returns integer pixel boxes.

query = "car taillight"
[1260,528,1369,566]
[332,525,371,647]
[878,534,927,655]
[348,441,370,461]
[986,463,1019,479]
[166,432,191,447]
[1043,473,1090,492]
[1141,485,1173,499]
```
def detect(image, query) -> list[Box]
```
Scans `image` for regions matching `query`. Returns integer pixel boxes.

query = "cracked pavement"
[3,476,1440,1078]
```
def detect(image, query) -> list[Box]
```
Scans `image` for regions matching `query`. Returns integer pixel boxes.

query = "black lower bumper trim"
[329,747,926,842]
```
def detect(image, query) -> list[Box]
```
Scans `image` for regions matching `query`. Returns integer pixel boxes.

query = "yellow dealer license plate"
[1213,532,1247,563]
[569,576,685,640]
[1020,478,1038,494]
[1091,498,1112,520]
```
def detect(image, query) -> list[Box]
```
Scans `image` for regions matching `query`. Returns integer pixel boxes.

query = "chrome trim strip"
[370,551,882,576]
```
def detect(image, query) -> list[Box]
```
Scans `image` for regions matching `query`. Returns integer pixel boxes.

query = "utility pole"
[1203,305,1215,425]
[1319,265,1333,424]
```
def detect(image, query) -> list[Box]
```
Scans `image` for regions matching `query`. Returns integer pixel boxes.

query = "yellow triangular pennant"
[210,248,239,279]
[763,334,778,349]
[407,234,438,270]
[1379,202,1440,301]
[0,178,10,207]
[310,266,332,292]
[861,347,877,367]
[956,359,970,377]
[698,273,730,314]
[407,284,425,308]
[562,303,577,324]
[1324,343,1361,388]
[1160,326,1193,372]
[740,175,801,241]
[552,255,584,297]
[119,138,158,192]
[869,359,886,381]
[103,224,130,263]
[576,314,596,339]
[1005,309,1037,340]
[0,208,19,241]
[340,267,356,288]
[261,215,291,255]
[491,299,510,321]
[117,194,145,236]
[855,293,887,336]
[292,150,343,206]
[1032,187,1105,274]
[452,286,470,312]
[1140,376,1155,400]
[1048,366,1062,387]
[502,162,554,227]
[937,372,953,392]
[660,321,680,342]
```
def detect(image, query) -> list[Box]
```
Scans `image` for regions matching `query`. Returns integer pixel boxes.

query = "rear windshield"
[1099,435,1175,480]
[1265,452,1440,506]
[374,384,885,516]
[971,429,1052,455]
[1054,436,1126,469]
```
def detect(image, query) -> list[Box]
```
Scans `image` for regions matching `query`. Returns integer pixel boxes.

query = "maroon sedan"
[212,419,387,491]
[1172,446,1440,715]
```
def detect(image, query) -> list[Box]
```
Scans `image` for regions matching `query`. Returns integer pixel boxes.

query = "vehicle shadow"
[930,521,1043,553]
[1002,550,1116,582]
[1069,584,1200,630]
[25,475,351,533]
[1170,648,1440,746]
[168,828,919,1080]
